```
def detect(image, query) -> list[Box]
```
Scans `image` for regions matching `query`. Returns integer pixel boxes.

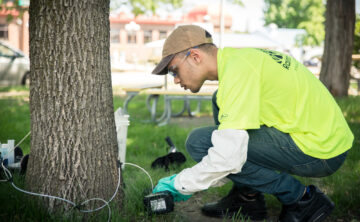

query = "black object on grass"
[151,137,186,171]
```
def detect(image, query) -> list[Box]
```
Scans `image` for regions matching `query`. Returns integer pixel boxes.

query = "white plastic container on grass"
[0,140,15,165]
[114,108,130,169]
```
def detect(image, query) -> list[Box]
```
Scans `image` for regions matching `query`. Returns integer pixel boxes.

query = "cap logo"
[205,30,212,38]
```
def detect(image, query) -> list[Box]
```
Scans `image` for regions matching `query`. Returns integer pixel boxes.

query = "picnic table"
[121,83,163,114]
[122,82,218,125]
[143,86,217,126]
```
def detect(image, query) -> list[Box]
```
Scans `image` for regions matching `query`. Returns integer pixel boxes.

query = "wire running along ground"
[1,160,154,221]
[1,132,155,221]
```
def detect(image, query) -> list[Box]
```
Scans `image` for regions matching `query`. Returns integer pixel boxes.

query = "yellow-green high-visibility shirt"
[217,48,353,159]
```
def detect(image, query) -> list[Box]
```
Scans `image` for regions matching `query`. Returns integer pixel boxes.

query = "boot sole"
[308,201,335,222]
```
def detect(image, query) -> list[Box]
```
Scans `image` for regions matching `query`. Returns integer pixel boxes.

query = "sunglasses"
[168,47,197,78]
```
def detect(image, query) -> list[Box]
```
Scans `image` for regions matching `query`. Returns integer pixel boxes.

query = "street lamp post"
[124,21,140,68]
[125,21,140,44]
[219,0,224,48]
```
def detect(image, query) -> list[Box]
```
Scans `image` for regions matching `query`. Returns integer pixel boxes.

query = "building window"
[0,24,8,40]
[159,30,167,40]
[144,30,152,43]
[127,32,136,44]
[110,28,120,43]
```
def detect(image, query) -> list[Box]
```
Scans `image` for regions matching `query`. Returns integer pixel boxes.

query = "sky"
[116,0,360,32]
[179,0,360,32]
[160,0,360,32]
[157,0,266,32]
[226,0,266,32]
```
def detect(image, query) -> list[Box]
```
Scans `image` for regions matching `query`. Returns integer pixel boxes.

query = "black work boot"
[279,185,335,222]
[201,185,267,220]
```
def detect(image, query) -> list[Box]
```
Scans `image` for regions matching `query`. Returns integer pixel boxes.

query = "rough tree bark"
[319,0,355,97]
[26,0,122,212]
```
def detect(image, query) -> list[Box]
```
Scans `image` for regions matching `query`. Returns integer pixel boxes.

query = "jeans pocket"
[291,160,333,177]
[323,151,348,174]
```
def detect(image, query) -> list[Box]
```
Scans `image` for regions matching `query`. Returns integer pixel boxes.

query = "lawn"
[0,86,359,221]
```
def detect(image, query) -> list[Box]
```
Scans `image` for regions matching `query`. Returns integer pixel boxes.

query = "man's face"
[167,49,206,93]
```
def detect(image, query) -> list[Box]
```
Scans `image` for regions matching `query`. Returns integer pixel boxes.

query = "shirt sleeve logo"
[220,114,228,121]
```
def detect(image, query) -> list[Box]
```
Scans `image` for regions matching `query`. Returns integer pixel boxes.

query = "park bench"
[122,82,218,126]
[142,86,217,126]
[121,83,163,114]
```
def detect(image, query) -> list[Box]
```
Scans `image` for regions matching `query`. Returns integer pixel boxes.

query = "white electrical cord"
[11,182,77,207]
[0,121,158,221]
[79,197,111,220]
[0,162,11,182]
[3,133,154,190]
[78,164,121,213]
[0,159,154,221]
[123,162,154,190]
[14,131,31,150]
[0,161,120,222]
[1,162,12,181]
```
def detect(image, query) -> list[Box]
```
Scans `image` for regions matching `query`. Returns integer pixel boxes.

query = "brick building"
[0,4,232,64]
[0,7,29,55]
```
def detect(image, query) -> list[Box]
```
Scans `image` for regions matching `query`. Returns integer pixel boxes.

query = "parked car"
[0,41,30,86]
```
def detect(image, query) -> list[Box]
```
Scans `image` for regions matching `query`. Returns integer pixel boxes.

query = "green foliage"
[355,15,360,54]
[2,0,183,20]
[0,0,28,22]
[263,0,325,46]
[110,0,183,16]
[227,0,244,7]
[353,15,360,69]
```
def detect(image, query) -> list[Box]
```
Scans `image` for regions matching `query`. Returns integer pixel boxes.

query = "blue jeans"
[185,90,348,205]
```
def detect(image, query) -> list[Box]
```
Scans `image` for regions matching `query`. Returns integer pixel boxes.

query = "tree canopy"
[0,0,28,21]
[110,0,243,16]
[1,0,184,18]
[110,0,183,16]
[263,0,325,46]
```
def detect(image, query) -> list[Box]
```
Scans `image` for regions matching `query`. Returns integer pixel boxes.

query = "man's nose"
[173,77,180,84]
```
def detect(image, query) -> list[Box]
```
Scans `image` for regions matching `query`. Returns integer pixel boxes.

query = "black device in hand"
[143,191,174,215]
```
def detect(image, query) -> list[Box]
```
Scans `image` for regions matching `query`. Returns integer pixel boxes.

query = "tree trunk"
[319,0,355,97]
[26,0,122,212]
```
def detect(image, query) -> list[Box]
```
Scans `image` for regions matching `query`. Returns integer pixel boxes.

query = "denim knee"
[185,126,217,162]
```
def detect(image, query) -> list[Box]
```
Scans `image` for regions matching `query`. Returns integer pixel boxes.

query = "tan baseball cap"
[152,25,213,75]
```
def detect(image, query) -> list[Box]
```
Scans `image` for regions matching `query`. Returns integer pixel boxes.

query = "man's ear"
[190,48,202,64]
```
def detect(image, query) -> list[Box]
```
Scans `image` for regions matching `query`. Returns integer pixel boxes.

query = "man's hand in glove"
[153,174,192,202]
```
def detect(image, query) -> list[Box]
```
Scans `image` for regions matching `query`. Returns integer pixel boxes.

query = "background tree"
[319,0,355,97]
[263,0,325,46]
[26,0,121,212]
[110,0,183,16]
[0,0,28,21]
[353,15,360,69]
[1,0,184,20]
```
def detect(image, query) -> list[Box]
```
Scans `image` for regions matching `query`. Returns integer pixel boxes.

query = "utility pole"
[219,0,224,48]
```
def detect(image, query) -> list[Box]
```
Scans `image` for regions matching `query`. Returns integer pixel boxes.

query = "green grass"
[0,87,359,221]
[0,85,29,93]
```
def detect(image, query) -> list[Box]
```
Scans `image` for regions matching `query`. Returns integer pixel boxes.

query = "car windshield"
[0,44,16,57]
